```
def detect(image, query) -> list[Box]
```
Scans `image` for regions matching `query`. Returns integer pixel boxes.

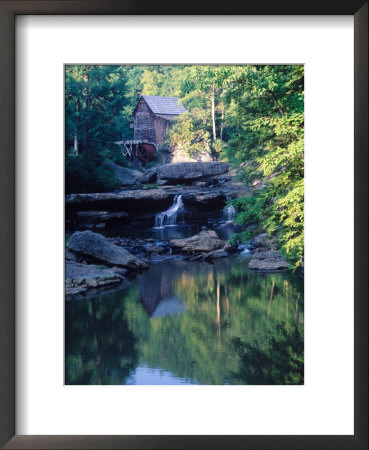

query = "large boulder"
[248,250,289,272]
[157,162,229,183]
[65,261,124,296]
[170,230,225,253]
[103,161,143,186]
[66,189,175,214]
[67,230,148,270]
[249,233,274,249]
[141,165,161,184]
[74,211,130,229]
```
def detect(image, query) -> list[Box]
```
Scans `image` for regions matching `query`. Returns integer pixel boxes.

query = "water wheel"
[136,145,149,163]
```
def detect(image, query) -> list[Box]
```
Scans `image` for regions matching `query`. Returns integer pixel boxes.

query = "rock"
[204,249,229,259]
[157,162,229,183]
[171,146,213,163]
[109,267,128,277]
[65,249,78,262]
[170,230,225,254]
[248,250,289,272]
[66,183,250,216]
[156,179,168,186]
[65,287,87,296]
[65,261,124,295]
[189,254,205,261]
[182,191,227,208]
[67,230,148,270]
[150,254,185,263]
[66,190,175,214]
[250,233,274,249]
[141,166,161,183]
[192,181,207,187]
[144,244,164,254]
[224,242,238,253]
[75,211,130,228]
[102,161,143,186]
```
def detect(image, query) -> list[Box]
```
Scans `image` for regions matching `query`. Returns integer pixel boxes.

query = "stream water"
[154,194,184,228]
[65,254,304,385]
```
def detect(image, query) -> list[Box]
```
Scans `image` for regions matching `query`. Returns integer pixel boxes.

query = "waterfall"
[223,197,235,223]
[155,195,184,228]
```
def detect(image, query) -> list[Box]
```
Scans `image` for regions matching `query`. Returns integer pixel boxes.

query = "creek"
[65,191,304,385]
[66,205,304,384]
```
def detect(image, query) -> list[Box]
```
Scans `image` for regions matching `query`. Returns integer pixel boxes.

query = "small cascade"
[238,243,251,254]
[223,197,235,223]
[155,195,184,228]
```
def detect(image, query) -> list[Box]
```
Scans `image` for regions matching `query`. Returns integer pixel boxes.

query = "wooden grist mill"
[116,95,186,168]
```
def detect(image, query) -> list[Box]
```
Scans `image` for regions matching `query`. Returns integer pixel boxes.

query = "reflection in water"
[151,297,185,318]
[126,365,198,385]
[65,256,304,385]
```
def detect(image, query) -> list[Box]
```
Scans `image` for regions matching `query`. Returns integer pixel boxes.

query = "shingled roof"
[141,95,186,116]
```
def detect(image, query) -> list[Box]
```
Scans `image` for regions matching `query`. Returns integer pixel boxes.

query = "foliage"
[167,110,212,160]
[220,65,304,267]
[65,65,304,265]
[229,229,252,246]
[65,150,122,194]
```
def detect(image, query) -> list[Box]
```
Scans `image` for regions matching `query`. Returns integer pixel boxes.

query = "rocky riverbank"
[65,227,290,298]
[65,162,250,229]
[65,162,291,298]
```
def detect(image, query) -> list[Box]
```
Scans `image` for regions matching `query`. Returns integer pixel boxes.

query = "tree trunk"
[216,279,221,342]
[81,69,90,151]
[211,84,216,141]
[73,128,78,155]
[267,279,275,318]
[220,104,224,141]
[82,94,90,150]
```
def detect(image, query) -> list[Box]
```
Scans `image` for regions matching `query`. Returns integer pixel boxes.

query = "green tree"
[222,65,304,267]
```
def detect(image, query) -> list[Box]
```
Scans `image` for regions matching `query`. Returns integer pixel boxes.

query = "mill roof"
[140,95,186,116]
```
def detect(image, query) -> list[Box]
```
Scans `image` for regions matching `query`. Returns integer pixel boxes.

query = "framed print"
[0,1,367,449]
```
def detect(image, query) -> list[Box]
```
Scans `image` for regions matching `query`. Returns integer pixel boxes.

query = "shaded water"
[65,255,304,385]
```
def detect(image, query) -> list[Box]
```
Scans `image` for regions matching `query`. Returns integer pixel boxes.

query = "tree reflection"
[65,256,304,384]
[65,289,139,385]
[122,257,304,384]
[232,322,304,385]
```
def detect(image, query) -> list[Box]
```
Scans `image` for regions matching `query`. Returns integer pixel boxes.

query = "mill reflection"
[66,256,304,385]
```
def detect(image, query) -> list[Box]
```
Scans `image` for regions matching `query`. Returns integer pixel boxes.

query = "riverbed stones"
[170,230,225,254]
[102,161,143,186]
[66,261,124,295]
[75,211,130,228]
[67,230,148,270]
[204,249,229,259]
[248,250,289,272]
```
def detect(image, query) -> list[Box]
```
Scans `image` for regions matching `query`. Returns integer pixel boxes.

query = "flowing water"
[223,197,236,223]
[65,255,304,385]
[154,195,184,228]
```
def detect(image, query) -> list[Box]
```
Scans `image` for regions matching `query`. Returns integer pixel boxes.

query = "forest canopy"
[65,64,304,267]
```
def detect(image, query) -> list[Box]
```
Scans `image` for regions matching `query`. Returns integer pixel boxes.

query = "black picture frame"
[0,1,367,449]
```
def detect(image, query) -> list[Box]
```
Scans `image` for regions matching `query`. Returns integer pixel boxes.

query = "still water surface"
[65,255,304,385]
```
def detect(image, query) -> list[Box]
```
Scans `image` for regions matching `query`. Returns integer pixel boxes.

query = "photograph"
[65,64,304,386]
